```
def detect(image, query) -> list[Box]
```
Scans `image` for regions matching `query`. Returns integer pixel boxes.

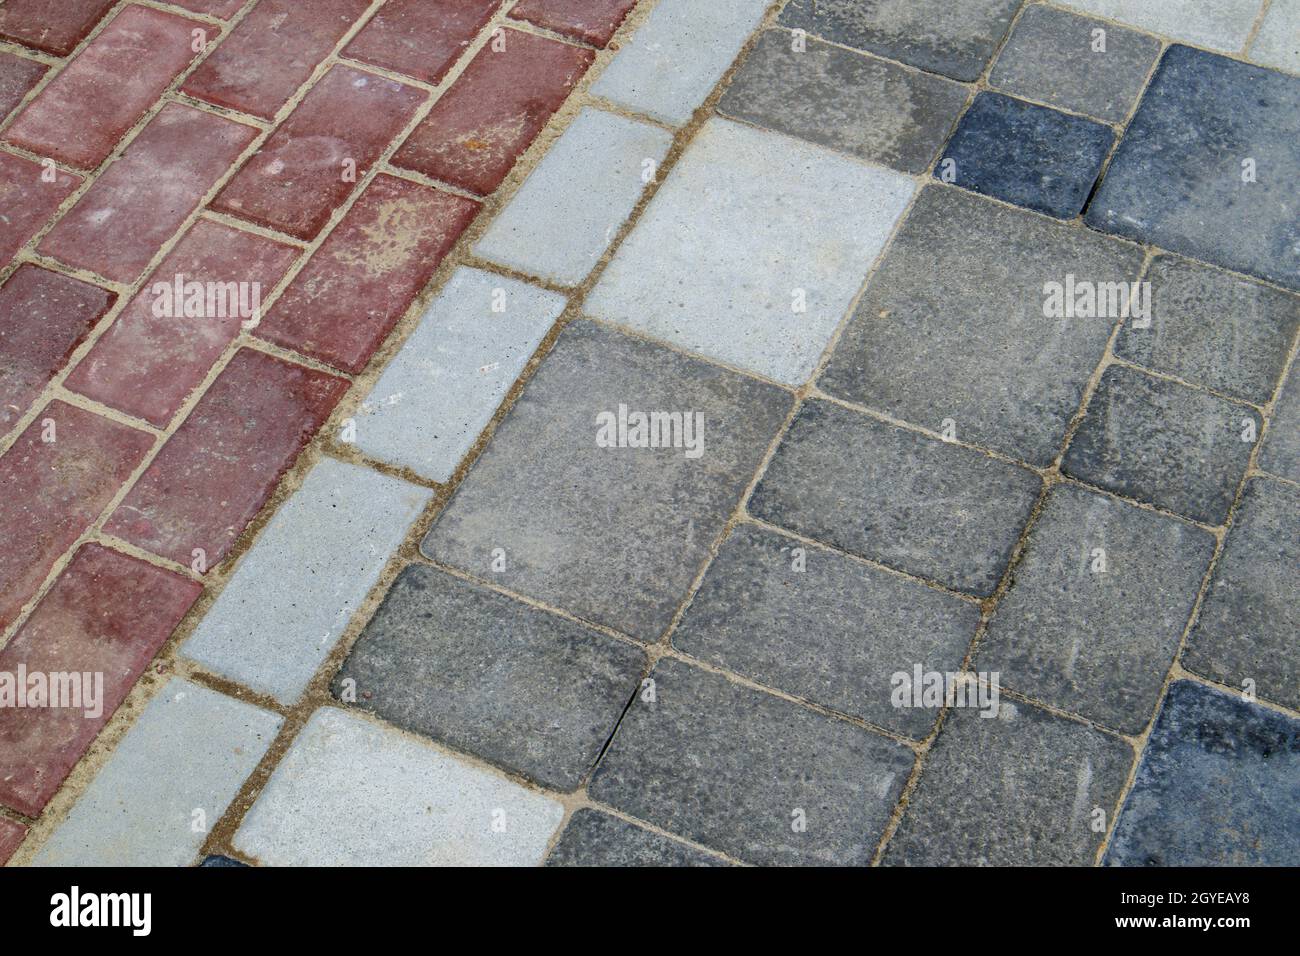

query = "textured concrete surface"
[1056,0,1264,52]
[546,809,727,867]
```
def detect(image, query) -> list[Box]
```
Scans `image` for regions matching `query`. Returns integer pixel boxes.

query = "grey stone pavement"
[11,0,1299,867]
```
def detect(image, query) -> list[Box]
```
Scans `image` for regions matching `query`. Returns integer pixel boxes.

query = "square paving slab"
[546,809,727,867]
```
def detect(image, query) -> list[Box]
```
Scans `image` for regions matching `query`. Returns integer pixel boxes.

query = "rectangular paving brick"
[1063,366,1260,524]
[234,707,564,866]
[0,152,80,268]
[0,51,46,121]
[3,6,202,169]
[353,267,566,482]
[391,30,592,195]
[0,818,24,864]
[39,103,258,283]
[750,400,1041,597]
[342,0,499,85]
[0,0,116,56]
[0,401,153,630]
[0,264,115,432]
[820,186,1145,466]
[182,458,431,704]
[546,809,727,867]
[170,0,248,16]
[105,349,348,570]
[1058,0,1263,52]
[588,118,913,385]
[424,321,790,640]
[63,220,299,428]
[591,0,770,125]
[474,107,672,285]
[1106,681,1298,866]
[0,544,202,817]
[719,30,968,175]
[1184,479,1300,711]
[1250,0,1300,73]
[511,0,636,47]
[977,484,1214,734]
[1259,364,1300,482]
[884,700,1133,865]
[1087,46,1300,291]
[591,659,914,866]
[674,523,980,739]
[183,0,371,120]
[30,678,281,867]
[336,565,646,791]
[255,174,478,373]
[212,65,425,240]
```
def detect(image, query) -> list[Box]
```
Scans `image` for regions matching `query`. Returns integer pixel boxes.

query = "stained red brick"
[0,402,154,630]
[183,0,371,120]
[0,0,116,57]
[343,0,499,85]
[105,349,347,569]
[509,0,636,47]
[257,175,477,373]
[3,7,202,169]
[0,544,202,817]
[391,30,591,195]
[169,0,248,17]
[212,66,424,241]
[39,103,258,283]
[0,265,115,431]
[0,818,25,864]
[0,152,80,268]
[0,51,46,121]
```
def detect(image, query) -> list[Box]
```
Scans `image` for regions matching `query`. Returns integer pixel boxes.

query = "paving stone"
[391,30,593,195]
[0,264,115,432]
[546,809,726,867]
[1183,479,1300,711]
[587,119,913,385]
[106,349,348,570]
[3,7,201,169]
[336,565,646,791]
[1250,0,1300,73]
[0,0,116,57]
[779,0,1021,82]
[990,5,1159,123]
[1106,680,1299,866]
[1114,255,1300,405]
[254,175,478,374]
[590,0,770,125]
[510,0,636,47]
[424,321,790,640]
[30,679,281,867]
[719,30,967,175]
[233,707,564,866]
[182,458,431,705]
[0,152,80,268]
[63,220,299,428]
[884,699,1133,865]
[212,65,425,241]
[1258,364,1300,482]
[1086,46,1300,292]
[819,186,1146,465]
[199,854,247,867]
[473,107,672,286]
[590,659,913,866]
[0,544,202,817]
[39,103,258,283]
[169,0,246,17]
[183,0,371,120]
[977,484,1214,734]
[674,523,980,738]
[0,51,45,121]
[938,92,1114,219]
[750,400,1041,597]
[1063,366,1259,524]
[0,818,25,864]
[352,266,566,482]
[0,401,153,630]
[1057,0,1264,52]
[342,0,499,85]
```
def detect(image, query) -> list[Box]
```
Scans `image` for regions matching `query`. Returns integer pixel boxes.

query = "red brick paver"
[510,0,637,47]
[212,65,425,240]
[0,264,116,431]
[343,0,500,85]
[257,174,477,373]
[0,152,80,268]
[169,0,248,17]
[3,6,202,170]
[392,30,592,195]
[0,818,25,865]
[0,0,116,57]
[0,544,203,817]
[0,401,154,631]
[105,349,348,570]
[0,51,46,122]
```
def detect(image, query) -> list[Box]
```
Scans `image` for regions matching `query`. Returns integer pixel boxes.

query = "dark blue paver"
[199,854,248,867]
